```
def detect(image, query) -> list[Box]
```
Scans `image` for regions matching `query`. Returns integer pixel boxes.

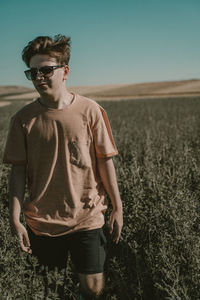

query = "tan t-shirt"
[3,94,118,236]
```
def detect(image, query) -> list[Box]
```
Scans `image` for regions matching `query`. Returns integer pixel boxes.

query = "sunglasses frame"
[24,65,65,81]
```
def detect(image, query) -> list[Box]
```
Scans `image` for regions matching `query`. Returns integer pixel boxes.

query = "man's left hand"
[109,208,123,244]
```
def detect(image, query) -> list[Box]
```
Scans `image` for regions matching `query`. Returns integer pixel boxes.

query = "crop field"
[0,96,200,299]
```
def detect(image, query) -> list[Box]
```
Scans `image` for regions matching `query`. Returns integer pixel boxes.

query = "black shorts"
[27,227,107,274]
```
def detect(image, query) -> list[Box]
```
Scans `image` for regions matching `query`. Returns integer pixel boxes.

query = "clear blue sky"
[0,0,199,88]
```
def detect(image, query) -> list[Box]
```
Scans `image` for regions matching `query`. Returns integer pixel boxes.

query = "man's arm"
[9,165,32,253]
[97,157,123,243]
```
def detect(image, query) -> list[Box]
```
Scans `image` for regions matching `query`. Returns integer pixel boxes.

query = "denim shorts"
[27,226,107,274]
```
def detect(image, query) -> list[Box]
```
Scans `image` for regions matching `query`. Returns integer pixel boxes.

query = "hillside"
[84,79,200,99]
[0,85,34,96]
[0,79,200,101]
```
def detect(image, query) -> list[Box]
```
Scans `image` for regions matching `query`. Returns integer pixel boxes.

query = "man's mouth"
[37,83,48,88]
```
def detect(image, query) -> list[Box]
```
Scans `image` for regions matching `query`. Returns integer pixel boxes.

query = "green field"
[0,97,200,299]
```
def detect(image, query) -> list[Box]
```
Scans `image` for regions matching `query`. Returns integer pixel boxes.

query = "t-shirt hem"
[26,223,105,237]
[96,151,119,158]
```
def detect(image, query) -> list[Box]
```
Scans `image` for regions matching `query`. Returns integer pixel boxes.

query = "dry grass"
[0,86,34,96]
[0,79,200,102]
[0,102,11,107]
[84,79,200,99]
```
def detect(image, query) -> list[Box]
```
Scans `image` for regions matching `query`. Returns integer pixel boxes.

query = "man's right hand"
[10,221,32,254]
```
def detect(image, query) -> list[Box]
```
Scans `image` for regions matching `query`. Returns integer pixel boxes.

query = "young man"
[3,34,123,300]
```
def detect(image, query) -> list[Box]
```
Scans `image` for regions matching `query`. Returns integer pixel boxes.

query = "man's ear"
[63,65,70,80]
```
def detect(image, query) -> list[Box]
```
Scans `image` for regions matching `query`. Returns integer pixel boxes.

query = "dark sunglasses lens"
[25,66,56,80]
[30,70,38,80]
[40,67,53,75]
[25,70,32,80]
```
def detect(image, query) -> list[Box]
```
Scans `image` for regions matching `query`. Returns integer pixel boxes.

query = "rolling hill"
[0,79,200,101]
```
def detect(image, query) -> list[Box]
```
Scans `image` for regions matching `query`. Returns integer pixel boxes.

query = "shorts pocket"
[99,229,107,246]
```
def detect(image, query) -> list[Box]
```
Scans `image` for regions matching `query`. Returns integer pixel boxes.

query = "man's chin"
[36,86,50,95]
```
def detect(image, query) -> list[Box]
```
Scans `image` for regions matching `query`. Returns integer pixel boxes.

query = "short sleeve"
[2,115,27,165]
[91,105,118,158]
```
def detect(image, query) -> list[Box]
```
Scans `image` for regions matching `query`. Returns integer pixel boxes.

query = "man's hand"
[10,221,32,254]
[96,157,123,243]
[109,208,123,244]
[8,165,31,253]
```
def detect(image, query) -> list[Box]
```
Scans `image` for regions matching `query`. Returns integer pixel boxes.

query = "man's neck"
[39,89,74,109]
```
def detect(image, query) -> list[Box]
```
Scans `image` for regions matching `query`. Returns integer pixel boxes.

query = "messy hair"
[22,34,71,67]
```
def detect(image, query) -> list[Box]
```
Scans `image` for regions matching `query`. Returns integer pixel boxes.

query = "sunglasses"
[24,65,65,81]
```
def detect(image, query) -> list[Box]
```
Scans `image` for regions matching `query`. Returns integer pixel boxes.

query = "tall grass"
[0,97,200,299]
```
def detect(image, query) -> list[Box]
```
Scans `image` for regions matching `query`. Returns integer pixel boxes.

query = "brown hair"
[22,34,71,67]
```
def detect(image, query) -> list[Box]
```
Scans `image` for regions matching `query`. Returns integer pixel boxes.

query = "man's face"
[29,54,69,96]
